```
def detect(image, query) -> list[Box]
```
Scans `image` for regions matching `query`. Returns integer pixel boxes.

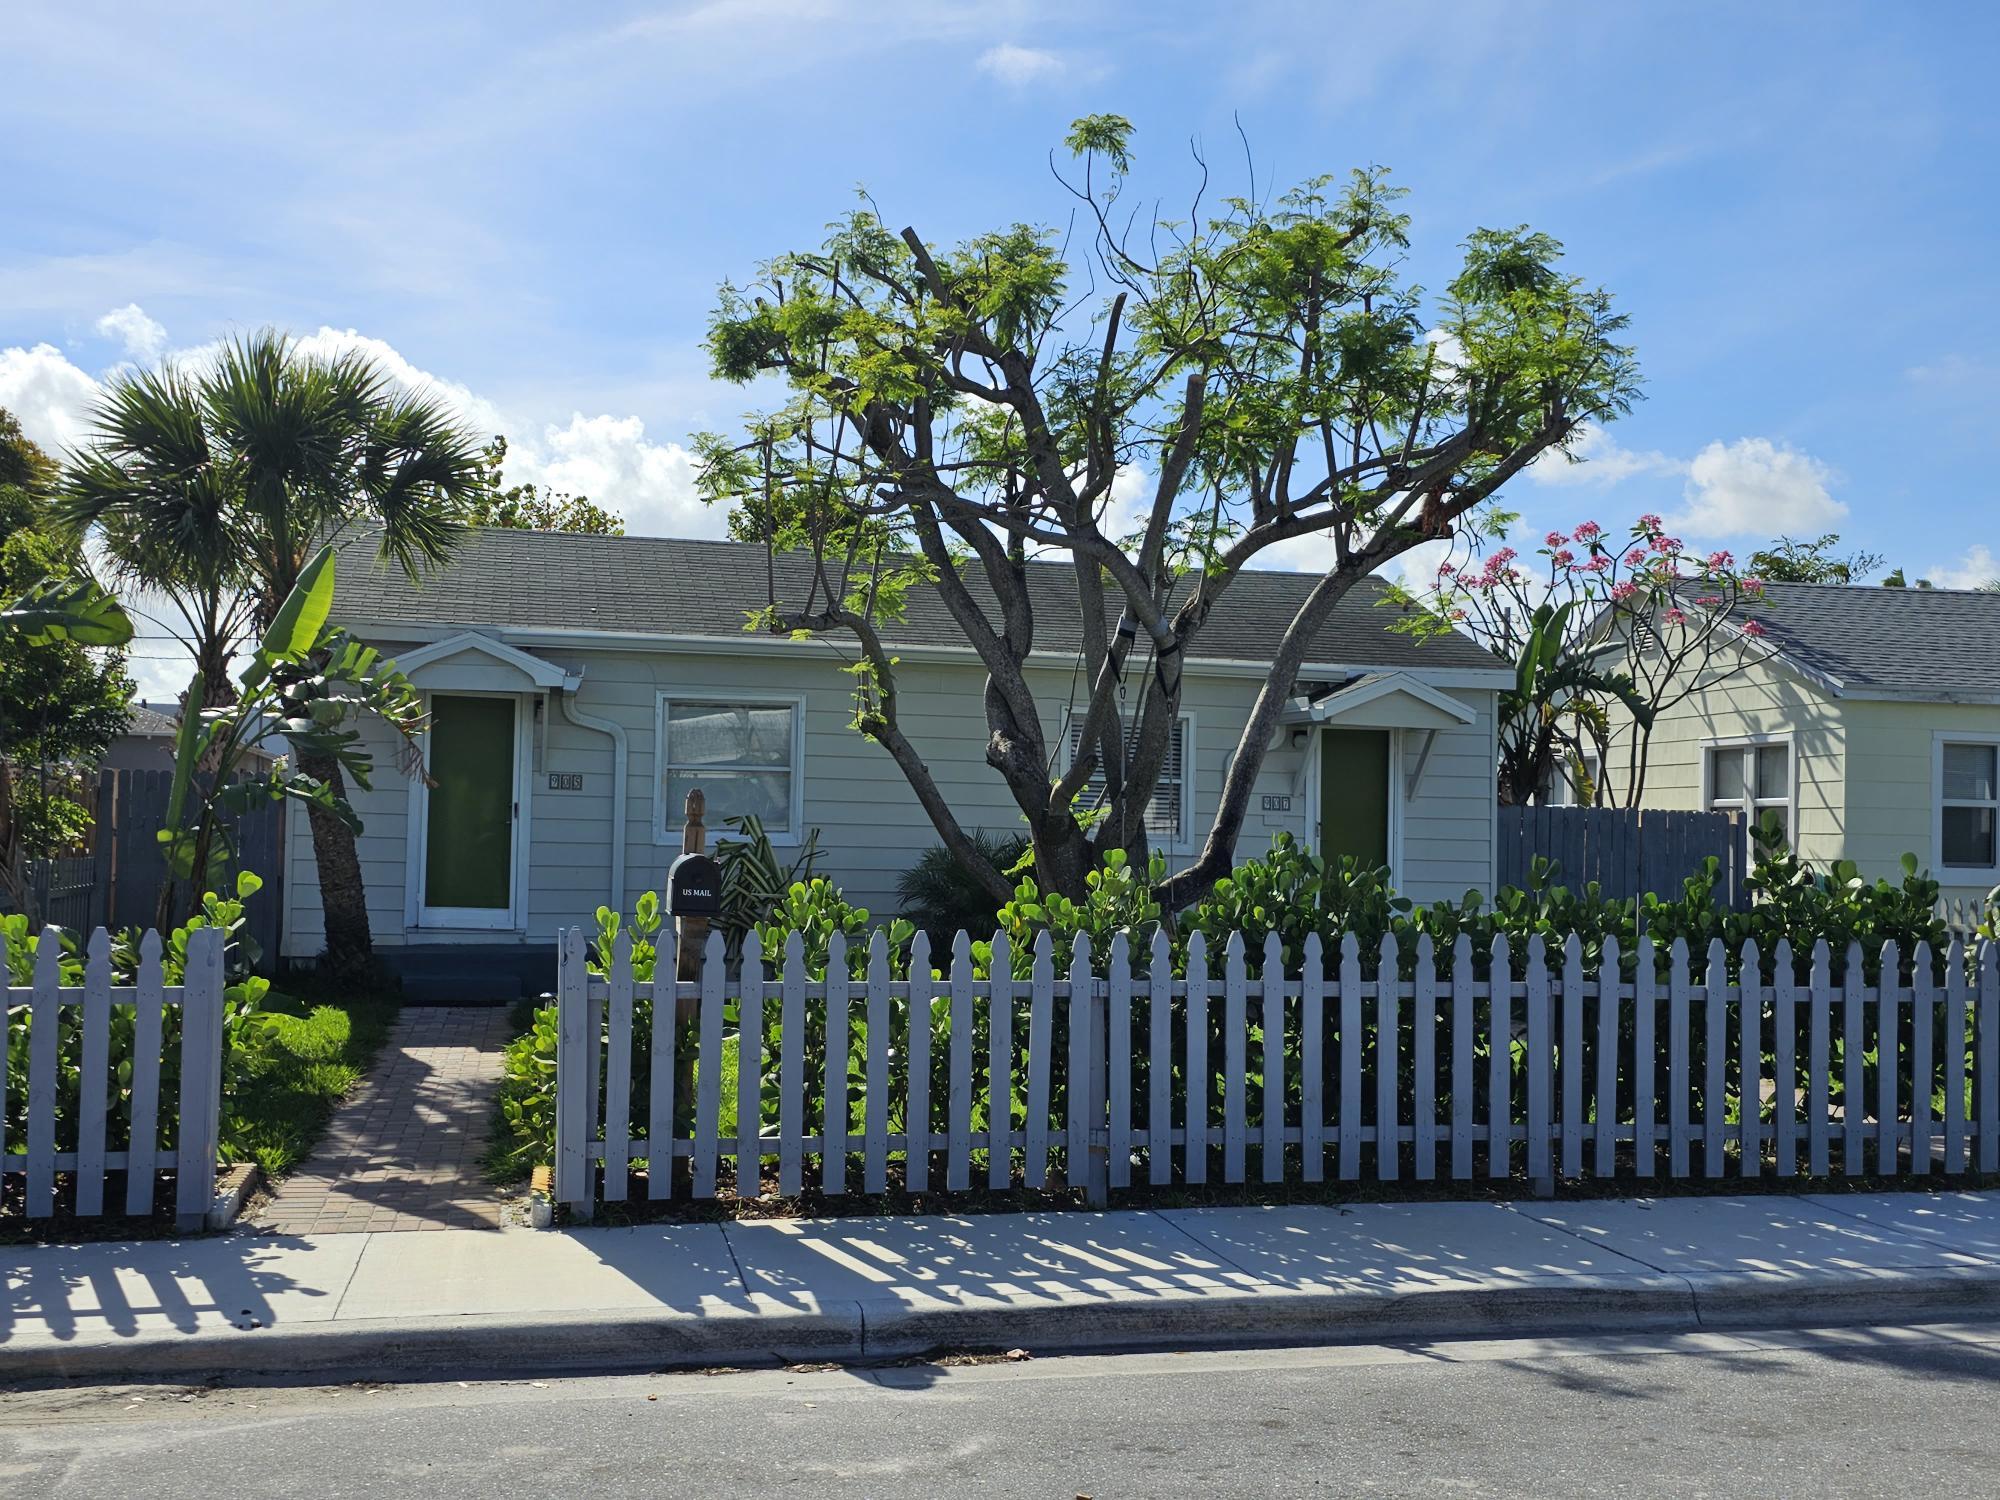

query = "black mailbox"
[666,853,723,917]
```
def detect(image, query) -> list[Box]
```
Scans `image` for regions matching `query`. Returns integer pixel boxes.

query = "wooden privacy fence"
[1497,806,1751,908]
[2,926,227,1228]
[554,925,2000,1214]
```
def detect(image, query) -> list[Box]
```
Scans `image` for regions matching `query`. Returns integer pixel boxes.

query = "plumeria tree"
[1393,514,1772,806]
[694,114,1639,908]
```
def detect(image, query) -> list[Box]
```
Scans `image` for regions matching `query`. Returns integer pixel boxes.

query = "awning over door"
[1284,671,1476,731]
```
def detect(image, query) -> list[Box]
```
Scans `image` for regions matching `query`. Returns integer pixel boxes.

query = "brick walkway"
[251,1007,516,1235]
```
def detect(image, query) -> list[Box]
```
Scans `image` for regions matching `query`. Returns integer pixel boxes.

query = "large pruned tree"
[695,116,1640,908]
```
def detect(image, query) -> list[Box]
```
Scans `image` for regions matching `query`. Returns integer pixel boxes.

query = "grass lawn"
[225,979,399,1177]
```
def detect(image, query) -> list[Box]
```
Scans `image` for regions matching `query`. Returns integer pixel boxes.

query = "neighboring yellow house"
[1606,584,2000,909]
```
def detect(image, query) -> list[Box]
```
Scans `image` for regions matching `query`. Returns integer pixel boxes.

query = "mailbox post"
[668,789,716,986]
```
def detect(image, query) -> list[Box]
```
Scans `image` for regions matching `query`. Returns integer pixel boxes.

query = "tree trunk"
[297,746,375,982]
[1031,813,1094,903]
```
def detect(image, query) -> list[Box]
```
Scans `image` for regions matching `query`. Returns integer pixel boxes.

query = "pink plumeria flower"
[1551,548,1575,566]
[1742,619,1768,637]
[1625,547,1649,567]
[1637,512,1663,532]
[1572,520,1602,541]
[1545,530,1567,548]
[1706,549,1734,570]
[1610,581,1640,603]
[1665,607,1687,625]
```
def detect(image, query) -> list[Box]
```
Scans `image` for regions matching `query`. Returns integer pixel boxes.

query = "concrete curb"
[9,1265,1999,1387]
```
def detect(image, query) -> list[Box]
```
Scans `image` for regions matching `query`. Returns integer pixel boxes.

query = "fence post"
[1979,942,1999,1175]
[173,926,225,1231]
[553,926,595,1219]
[1085,942,1111,1208]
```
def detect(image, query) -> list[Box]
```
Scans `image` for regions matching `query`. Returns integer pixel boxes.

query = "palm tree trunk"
[297,747,375,982]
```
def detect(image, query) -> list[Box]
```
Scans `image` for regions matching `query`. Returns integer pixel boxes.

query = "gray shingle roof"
[331,529,1504,674]
[124,703,180,737]
[1739,583,2000,697]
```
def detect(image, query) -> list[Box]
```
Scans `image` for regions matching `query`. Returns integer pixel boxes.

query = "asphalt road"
[6,1321,1999,1498]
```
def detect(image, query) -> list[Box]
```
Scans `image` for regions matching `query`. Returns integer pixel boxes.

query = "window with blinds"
[1064,713,1191,844]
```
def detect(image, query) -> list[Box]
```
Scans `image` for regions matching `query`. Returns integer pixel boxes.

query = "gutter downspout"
[557,680,628,915]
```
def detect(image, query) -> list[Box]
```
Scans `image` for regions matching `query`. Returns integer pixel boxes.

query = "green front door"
[422,695,517,918]
[1319,729,1391,872]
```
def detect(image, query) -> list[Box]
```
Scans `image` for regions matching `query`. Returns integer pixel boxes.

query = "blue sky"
[4,1,1997,694]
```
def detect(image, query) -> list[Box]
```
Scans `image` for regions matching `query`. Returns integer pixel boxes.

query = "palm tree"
[62,331,485,979]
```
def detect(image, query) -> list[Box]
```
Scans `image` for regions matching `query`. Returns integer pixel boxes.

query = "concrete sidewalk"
[6,1192,2000,1384]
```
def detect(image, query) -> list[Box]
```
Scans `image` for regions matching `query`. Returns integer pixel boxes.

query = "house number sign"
[548,772,585,791]
[1261,794,1292,812]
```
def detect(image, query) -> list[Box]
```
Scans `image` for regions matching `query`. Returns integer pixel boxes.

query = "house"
[99,702,281,774]
[280,529,1510,991]
[1609,584,2000,906]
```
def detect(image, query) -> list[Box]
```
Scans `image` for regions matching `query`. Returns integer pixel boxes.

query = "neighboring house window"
[1940,740,1998,871]
[1064,713,1192,846]
[1706,739,1790,842]
[656,696,802,841]
[1540,750,1602,807]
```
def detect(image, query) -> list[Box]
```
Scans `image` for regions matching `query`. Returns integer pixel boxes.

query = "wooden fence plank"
[1261,931,1284,1184]
[694,930,726,1198]
[1809,941,1832,1179]
[26,931,62,1218]
[1415,933,1437,1182]
[1186,932,1210,1186]
[1450,933,1473,1180]
[1489,936,1512,1180]
[1945,938,1969,1173]
[988,932,1013,1191]
[1978,944,1999,1174]
[1560,935,1583,1180]
[603,930,634,1202]
[1026,932,1054,1189]
[1911,941,1933,1178]
[1843,941,1866,1174]
[1064,933,1093,1192]
[862,929,890,1196]
[1302,933,1326,1183]
[75,929,112,1216]
[1110,933,1133,1191]
[650,925,679,1200]
[1877,940,1900,1177]
[1669,939,1691,1179]
[1739,939,1762,1178]
[173,927,224,1229]
[1149,930,1174,1187]
[824,931,850,1195]
[1705,938,1728,1178]
[1595,935,1620,1177]
[736,929,765,1198]
[1774,939,1798,1178]
[1223,934,1247,1184]
[905,931,933,1195]
[778,930,806,1198]
[1339,933,1362,1181]
[1526,936,1551,1184]
[1378,933,1400,1182]
[1634,936,1656,1177]
[124,931,165,1216]
[946,931,974,1192]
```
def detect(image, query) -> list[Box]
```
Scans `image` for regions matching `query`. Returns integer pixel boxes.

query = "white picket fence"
[553,926,2000,1214]
[2,926,227,1228]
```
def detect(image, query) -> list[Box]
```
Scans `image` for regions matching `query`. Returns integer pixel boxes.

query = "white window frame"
[1699,733,1797,845]
[653,691,807,847]
[1060,709,1196,854]
[1541,747,1603,808]
[1934,732,2000,878]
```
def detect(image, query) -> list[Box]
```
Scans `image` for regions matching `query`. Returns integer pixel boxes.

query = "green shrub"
[895,831,1030,947]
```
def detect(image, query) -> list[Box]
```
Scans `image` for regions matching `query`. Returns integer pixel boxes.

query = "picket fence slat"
[1223,935,1247,1184]
[540,924,2000,1216]
[603,931,633,1202]
[824,931,850,1196]
[1377,932,1399,1183]
[650,925,679,1200]
[946,932,973,1193]
[1186,933,1210,1185]
[74,931,112,1217]
[124,932,166,1216]
[174,927,225,1229]
[27,932,61,1218]
[905,932,932,1194]
[1261,932,1284,1185]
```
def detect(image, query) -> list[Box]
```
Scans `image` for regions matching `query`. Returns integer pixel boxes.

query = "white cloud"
[976,43,1063,85]
[0,342,102,454]
[1928,543,2000,591]
[94,302,168,360]
[1527,421,1680,487]
[1672,436,1844,537]
[507,412,710,537]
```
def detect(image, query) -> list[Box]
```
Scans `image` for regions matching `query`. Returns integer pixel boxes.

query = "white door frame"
[405,690,535,931]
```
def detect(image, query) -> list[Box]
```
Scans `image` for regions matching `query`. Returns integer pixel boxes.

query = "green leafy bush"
[895,831,1029,947]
